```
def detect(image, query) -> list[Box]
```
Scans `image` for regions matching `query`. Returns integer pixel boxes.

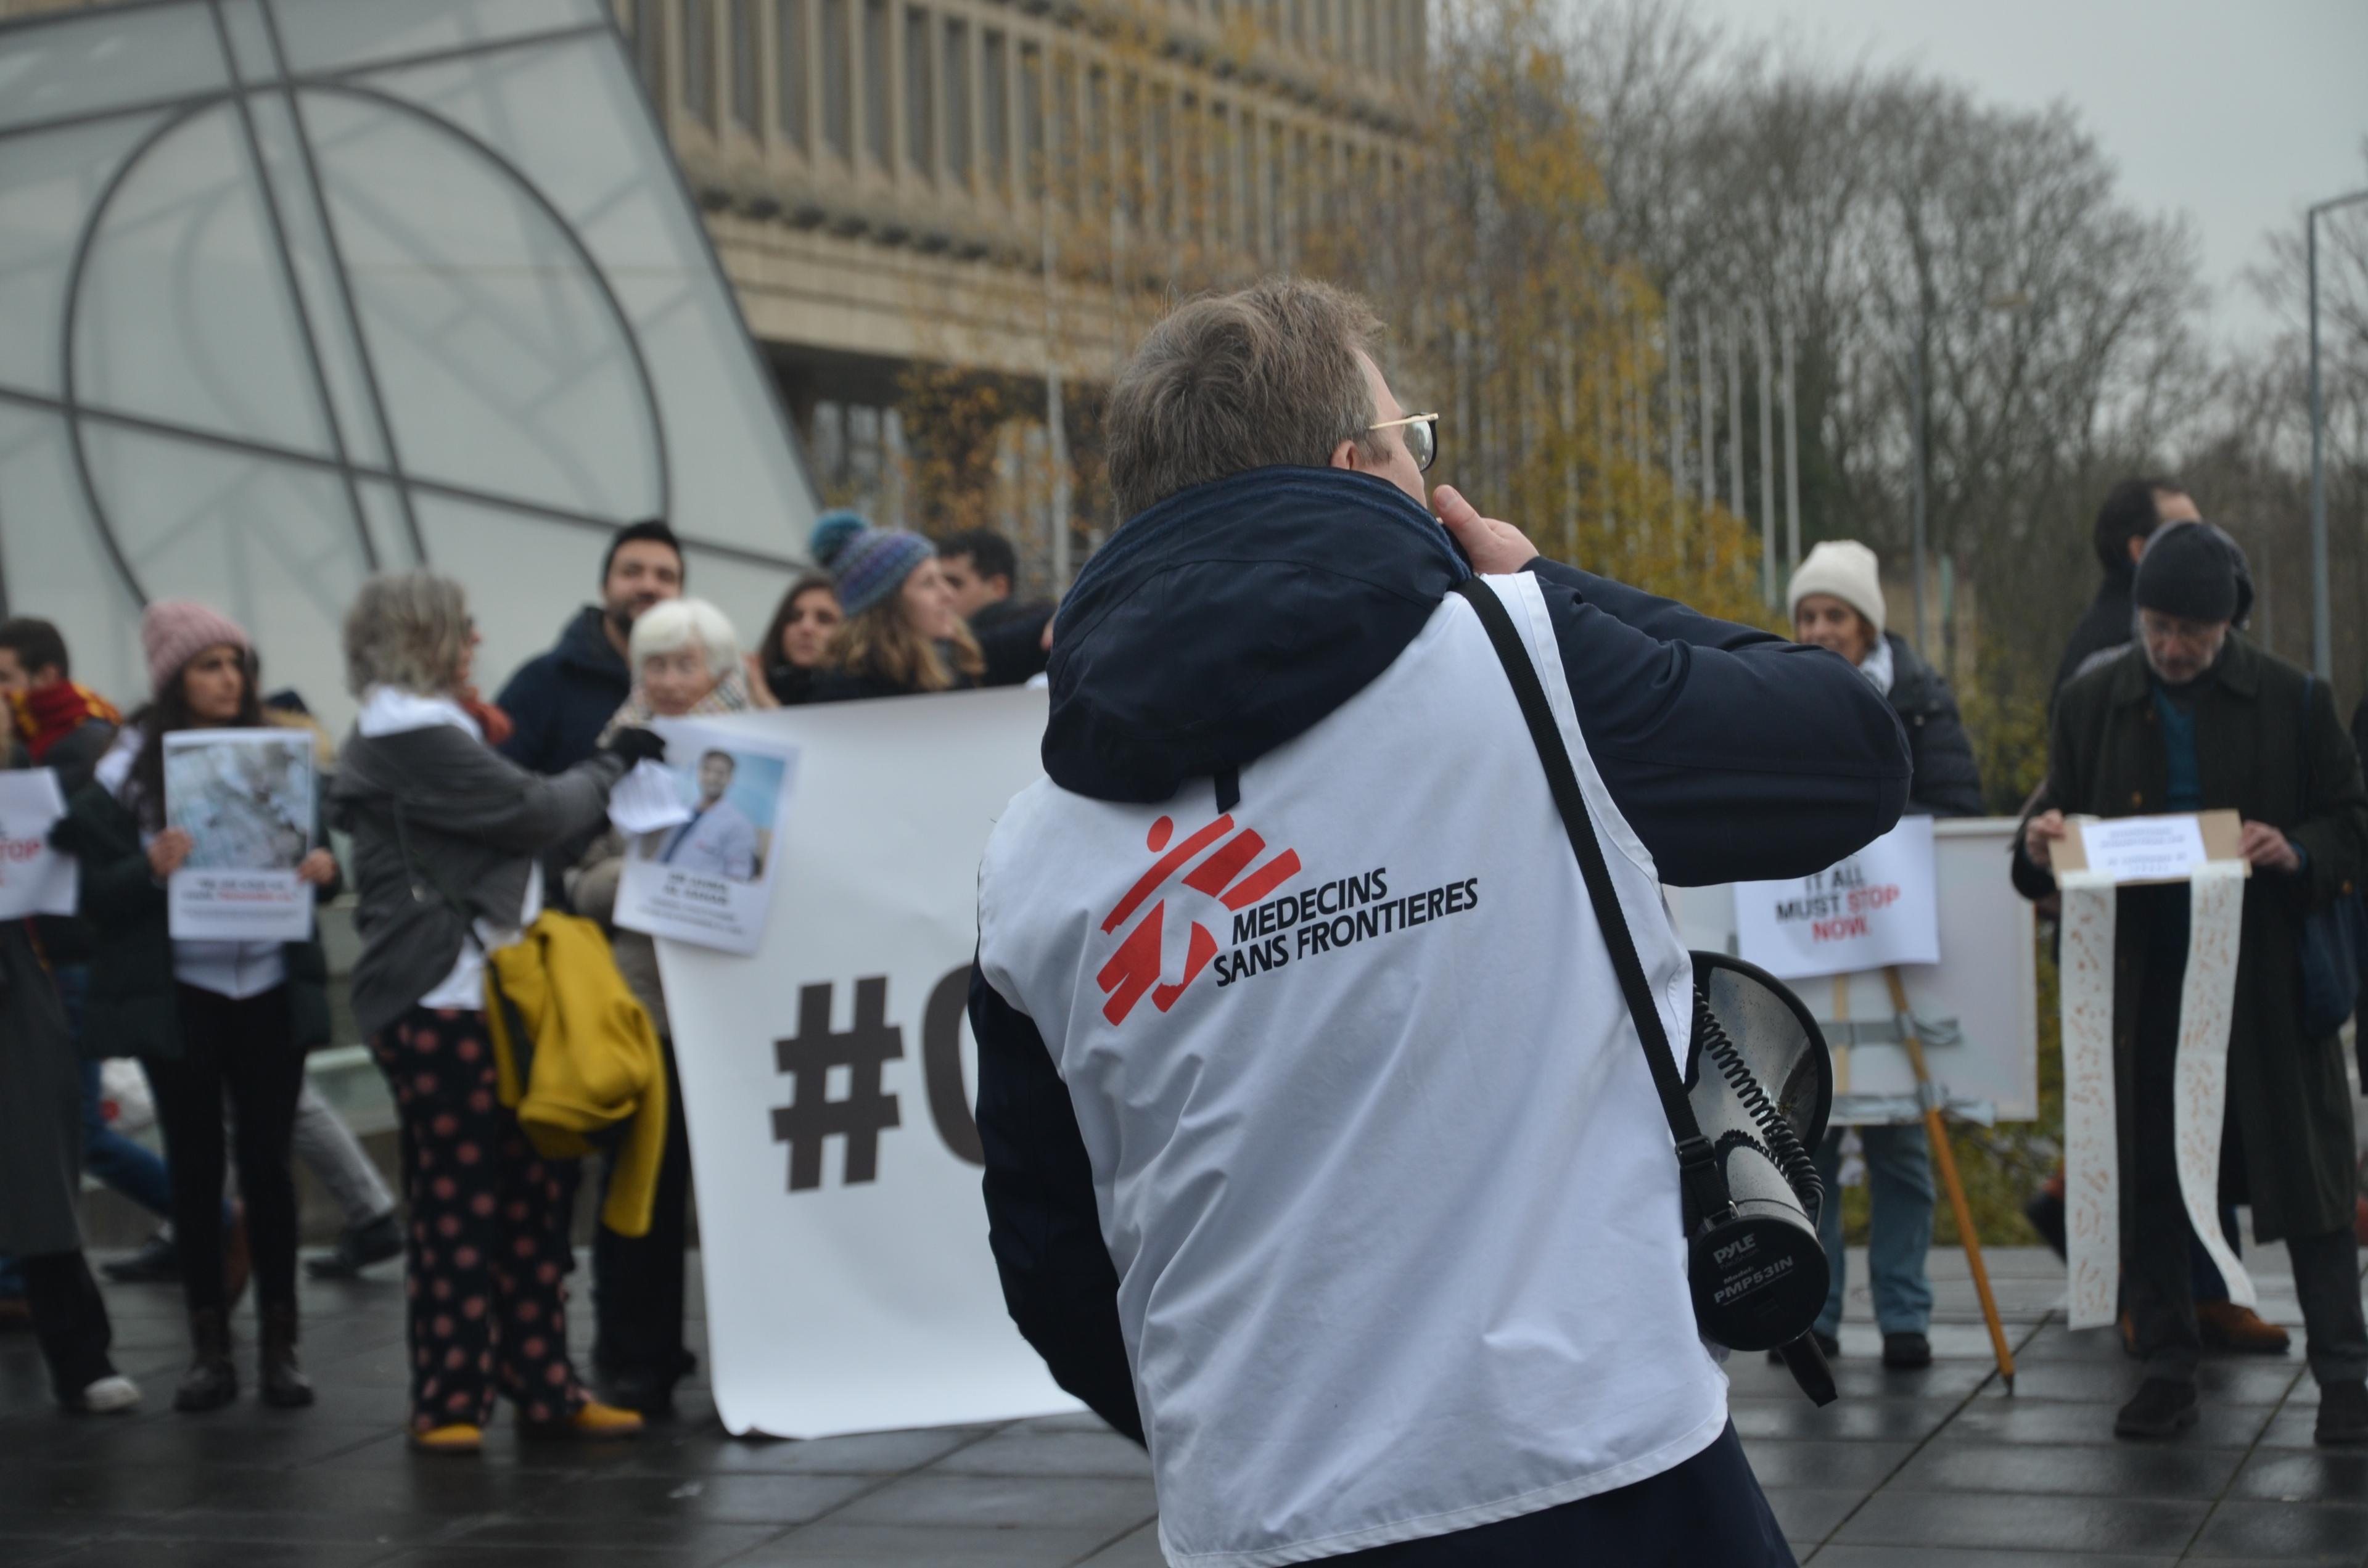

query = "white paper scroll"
[2173,863,2253,1307]
[2059,869,2121,1329]
[2058,860,2250,1331]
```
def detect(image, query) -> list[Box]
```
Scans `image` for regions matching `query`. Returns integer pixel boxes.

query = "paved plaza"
[2,1242,2364,1567]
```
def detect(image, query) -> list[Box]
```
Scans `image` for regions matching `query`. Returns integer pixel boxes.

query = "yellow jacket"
[482,911,668,1238]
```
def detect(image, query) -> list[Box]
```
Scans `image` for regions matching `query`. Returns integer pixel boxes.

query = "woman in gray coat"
[330,572,661,1455]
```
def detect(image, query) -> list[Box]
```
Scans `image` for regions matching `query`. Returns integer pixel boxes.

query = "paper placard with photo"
[162,728,316,942]
[0,769,78,921]
[615,719,799,955]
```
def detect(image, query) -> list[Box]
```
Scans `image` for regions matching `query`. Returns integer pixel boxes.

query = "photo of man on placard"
[640,747,770,884]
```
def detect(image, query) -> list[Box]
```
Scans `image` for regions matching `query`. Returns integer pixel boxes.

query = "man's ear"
[1328,437,1362,472]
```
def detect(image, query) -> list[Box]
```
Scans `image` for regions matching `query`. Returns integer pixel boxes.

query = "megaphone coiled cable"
[1693,988,1827,1225]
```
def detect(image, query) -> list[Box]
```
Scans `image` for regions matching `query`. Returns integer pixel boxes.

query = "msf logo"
[1097,813,1300,1025]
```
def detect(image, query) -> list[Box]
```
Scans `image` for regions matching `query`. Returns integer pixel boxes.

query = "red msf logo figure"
[1096,814,1300,1024]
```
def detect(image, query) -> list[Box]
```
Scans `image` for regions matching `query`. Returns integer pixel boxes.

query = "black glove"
[603,726,666,766]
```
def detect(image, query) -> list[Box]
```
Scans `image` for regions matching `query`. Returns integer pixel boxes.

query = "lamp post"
[2308,187,2368,681]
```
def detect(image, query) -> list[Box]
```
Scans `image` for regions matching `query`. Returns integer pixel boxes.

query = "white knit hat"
[1786,540,1885,639]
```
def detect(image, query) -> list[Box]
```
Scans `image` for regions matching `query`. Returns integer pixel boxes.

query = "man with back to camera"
[498,519,686,775]
[969,279,1912,1566]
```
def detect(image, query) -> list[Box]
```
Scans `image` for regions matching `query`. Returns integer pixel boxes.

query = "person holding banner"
[2015,522,2368,1444]
[973,279,1910,1566]
[569,596,763,1416]
[1787,541,1983,1370]
[51,602,340,1414]
[333,571,654,1454]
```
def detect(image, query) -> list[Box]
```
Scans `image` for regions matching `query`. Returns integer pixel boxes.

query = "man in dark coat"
[2053,477,2200,700]
[496,520,684,775]
[2016,522,2368,1445]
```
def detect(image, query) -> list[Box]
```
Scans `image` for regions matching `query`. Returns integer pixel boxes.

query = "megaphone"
[1684,951,1837,1406]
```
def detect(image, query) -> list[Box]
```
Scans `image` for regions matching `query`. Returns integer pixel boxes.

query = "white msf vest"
[977,573,1727,1567]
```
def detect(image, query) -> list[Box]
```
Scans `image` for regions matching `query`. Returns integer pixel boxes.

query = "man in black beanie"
[2014,521,2368,1445]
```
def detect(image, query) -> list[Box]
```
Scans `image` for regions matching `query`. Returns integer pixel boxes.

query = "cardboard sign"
[615,721,799,956]
[0,769,77,920]
[2054,810,2245,885]
[162,729,315,942]
[1732,815,1939,981]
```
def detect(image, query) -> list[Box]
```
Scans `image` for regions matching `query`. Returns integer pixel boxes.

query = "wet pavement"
[1,1242,2363,1566]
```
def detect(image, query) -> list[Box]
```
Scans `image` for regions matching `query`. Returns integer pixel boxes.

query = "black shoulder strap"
[1450,578,1735,1226]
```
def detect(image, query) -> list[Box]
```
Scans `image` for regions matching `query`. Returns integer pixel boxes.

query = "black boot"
[305,1212,404,1281]
[259,1303,314,1408]
[104,1231,181,1284]
[2316,1381,2368,1445]
[174,1307,237,1413]
[2113,1377,2198,1439]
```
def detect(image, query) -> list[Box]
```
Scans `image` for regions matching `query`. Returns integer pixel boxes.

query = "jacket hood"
[557,605,628,679]
[1043,467,1468,803]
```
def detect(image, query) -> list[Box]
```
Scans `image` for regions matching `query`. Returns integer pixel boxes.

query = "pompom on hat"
[810,511,935,619]
[1786,540,1886,639]
[141,599,250,696]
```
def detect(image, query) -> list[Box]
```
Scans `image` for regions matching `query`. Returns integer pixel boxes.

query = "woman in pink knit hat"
[52,600,341,1414]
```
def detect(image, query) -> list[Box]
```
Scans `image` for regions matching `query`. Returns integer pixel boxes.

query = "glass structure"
[0,0,816,731]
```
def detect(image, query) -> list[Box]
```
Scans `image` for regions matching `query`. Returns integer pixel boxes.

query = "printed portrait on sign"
[636,746,784,886]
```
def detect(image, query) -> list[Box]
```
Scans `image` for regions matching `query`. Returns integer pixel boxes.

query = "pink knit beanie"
[142,599,250,696]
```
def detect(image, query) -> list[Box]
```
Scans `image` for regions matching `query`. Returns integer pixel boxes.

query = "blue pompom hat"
[808,510,934,618]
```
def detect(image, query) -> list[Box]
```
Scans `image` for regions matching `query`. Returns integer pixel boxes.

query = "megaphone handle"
[1774,1332,1838,1407]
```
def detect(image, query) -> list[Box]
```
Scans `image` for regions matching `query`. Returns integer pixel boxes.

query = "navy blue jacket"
[495,606,631,776]
[974,468,1910,1464]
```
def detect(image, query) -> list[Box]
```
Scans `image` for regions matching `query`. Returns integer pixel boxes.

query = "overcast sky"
[1674,0,2368,351]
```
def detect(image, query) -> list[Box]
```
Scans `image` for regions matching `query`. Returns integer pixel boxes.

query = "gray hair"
[343,572,471,697]
[1106,277,1386,519]
[629,597,741,679]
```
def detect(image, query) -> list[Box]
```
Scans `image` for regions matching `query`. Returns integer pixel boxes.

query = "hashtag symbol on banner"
[770,977,903,1191]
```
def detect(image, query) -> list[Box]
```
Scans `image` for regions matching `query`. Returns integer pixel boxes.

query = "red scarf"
[9,681,123,763]
[457,685,514,749]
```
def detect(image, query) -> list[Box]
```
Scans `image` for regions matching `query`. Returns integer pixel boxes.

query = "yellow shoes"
[519,1399,646,1440]
[409,1423,483,1455]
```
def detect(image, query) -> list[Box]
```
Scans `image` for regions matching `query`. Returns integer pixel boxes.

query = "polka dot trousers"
[369,1006,588,1432]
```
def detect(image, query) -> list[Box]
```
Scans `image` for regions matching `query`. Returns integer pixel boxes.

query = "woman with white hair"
[569,595,760,1415]
[331,570,659,1453]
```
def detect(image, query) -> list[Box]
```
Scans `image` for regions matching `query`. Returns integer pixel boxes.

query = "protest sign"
[0,769,76,920]
[657,688,1078,1439]
[615,722,797,955]
[1671,818,2037,1126]
[2054,810,2244,885]
[162,728,314,942]
[1732,815,1938,980]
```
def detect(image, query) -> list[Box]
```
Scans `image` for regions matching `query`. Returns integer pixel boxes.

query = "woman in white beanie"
[1785,540,1984,1373]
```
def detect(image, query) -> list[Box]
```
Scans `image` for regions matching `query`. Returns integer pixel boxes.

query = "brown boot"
[174,1307,237,1413]
[2197,1300,2292,1355]
[258,1303,314,1408]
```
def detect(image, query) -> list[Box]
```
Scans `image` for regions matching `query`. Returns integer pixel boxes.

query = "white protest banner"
[615,723,797,955]
[657,688,1079,1439]
[162,728,314,942]
[1732,815,1938,981]
[0,769,77,919]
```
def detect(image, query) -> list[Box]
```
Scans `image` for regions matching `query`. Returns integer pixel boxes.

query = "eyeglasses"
[1368,412,1440,474]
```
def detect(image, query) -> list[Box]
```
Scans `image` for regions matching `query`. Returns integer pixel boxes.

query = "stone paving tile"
[2227,1444,2368,1502]
[1074,1522,1167,1566]
[1738,1437,1918,1491]
[1827,1492,2211,1555]
[1762,1485,1865,1542]
[1806,1551,2180,1568]
[514,1469,881,1525]
[929,1427,1156,1480]
[1885,1439,2242,1499]
[2184,1499,2368,1561]
[823,1472,1158,1532]
[737,1520,1135,1566]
